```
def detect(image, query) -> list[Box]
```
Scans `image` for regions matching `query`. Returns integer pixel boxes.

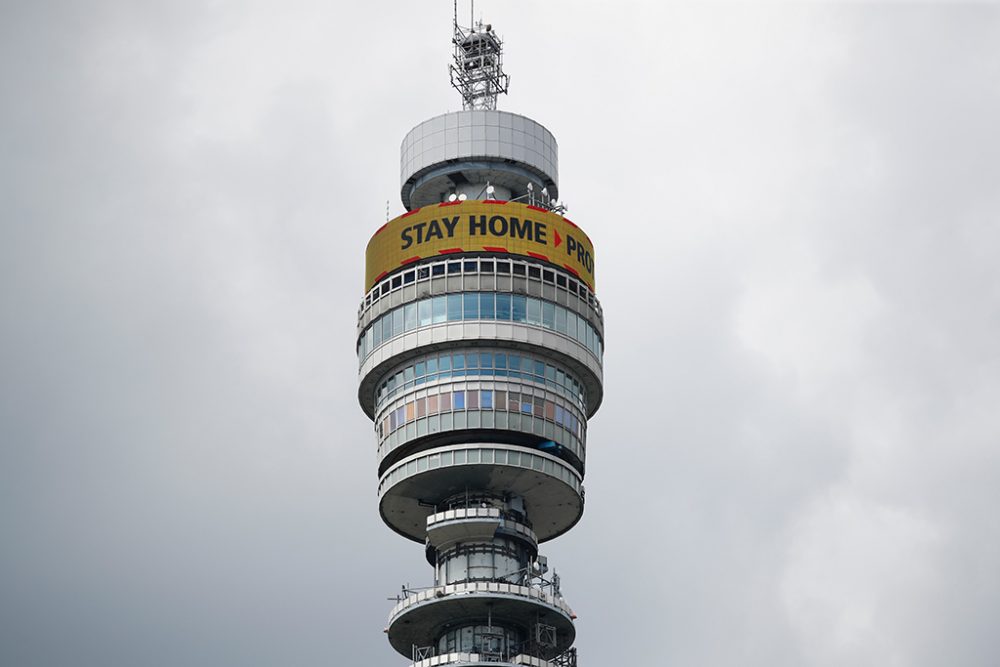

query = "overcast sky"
[2,1,999,665]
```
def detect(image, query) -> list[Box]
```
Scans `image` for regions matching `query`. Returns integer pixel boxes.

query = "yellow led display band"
[365,200,596,292]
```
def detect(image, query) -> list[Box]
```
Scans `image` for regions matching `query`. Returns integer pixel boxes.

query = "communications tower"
[357,8,603,666]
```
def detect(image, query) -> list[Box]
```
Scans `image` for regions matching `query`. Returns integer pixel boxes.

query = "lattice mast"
[450,0,510,110]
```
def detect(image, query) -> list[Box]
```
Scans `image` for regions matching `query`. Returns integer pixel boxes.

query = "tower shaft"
[357,16,602,667]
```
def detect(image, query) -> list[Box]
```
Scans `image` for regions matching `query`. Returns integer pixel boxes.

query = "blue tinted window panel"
[447,294,463,321]
[512,295,527,322]
[463,293,479,319]
[432,296,447,323]
[496,293,512,320]
[480,293,495,319]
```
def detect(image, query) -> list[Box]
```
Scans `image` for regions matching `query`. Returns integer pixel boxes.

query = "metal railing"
[408,647,577,667]
[388,581,574,621]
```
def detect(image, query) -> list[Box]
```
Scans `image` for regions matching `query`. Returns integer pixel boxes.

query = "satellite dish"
[527,182,533,191]
[448,193,458,202]
[486,184,495,195]
[458,193,467,201]
[541,187,548,196]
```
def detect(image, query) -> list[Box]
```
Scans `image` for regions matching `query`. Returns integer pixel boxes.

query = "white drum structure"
[357,12,603,667]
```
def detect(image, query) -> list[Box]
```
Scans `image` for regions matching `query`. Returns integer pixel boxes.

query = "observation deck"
[386,581,576,658]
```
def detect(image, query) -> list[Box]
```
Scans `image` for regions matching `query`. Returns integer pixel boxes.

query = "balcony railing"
[410,647,577,667]
[389,581,574,623]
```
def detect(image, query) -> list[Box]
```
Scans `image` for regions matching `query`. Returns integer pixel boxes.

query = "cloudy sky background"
[2,1,999,665]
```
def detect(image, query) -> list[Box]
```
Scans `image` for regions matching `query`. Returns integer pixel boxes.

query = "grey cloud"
[1,2,998,666]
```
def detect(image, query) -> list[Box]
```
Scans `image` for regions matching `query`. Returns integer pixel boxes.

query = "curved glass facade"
[378,386,584,440]
[357,292,603,361]
[375,349,587,413]
[375,383,587,471]
[359,257,601,324]
[378,446,583,499]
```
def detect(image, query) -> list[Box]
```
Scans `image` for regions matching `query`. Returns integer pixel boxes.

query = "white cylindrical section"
[400,110,558,209]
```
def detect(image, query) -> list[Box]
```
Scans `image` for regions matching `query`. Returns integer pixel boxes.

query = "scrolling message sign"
[365,200,596,293]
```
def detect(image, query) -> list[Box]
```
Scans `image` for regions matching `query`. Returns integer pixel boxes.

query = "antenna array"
[449,2,510,110]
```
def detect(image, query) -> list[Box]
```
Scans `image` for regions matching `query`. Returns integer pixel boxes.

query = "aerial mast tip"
[449,1,510,111]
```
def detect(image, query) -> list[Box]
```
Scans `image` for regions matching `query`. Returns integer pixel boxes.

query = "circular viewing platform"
[386,581,576,658]
[378,444,584,543]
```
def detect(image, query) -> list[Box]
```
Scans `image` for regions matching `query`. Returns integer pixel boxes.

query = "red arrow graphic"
[554,229,562,248]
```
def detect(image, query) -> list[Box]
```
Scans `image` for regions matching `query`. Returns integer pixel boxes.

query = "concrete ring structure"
[377,444,585,543]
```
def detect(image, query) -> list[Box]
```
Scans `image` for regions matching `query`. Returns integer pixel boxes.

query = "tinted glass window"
[432,296,447,323]
[463,293,479,319]
[447,294,463,320]
[480,292,495,319]
[512,295,527,322]
[496,293,511,320]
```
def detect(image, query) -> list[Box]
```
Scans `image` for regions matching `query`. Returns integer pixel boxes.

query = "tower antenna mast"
[449,1,509,110]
